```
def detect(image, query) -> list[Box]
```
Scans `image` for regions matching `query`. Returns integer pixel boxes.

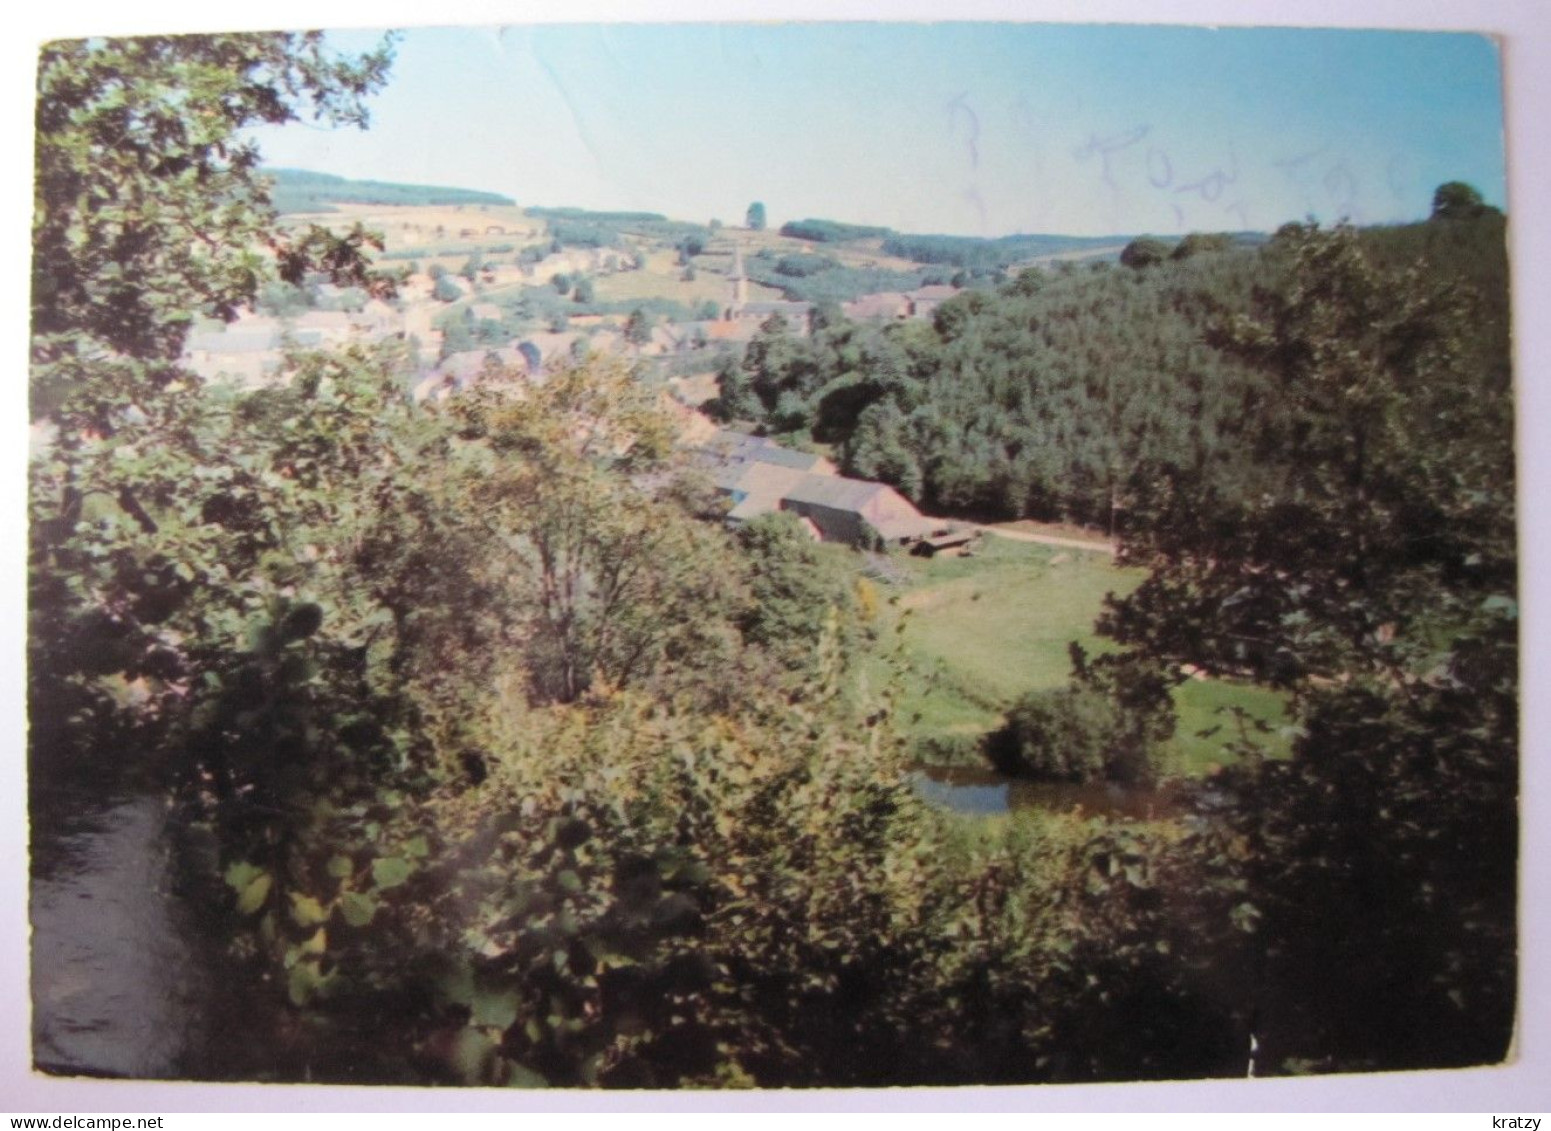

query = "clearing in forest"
[867,534,1288,776]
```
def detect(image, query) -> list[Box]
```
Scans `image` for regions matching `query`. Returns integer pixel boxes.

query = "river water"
[910,763,1185,820]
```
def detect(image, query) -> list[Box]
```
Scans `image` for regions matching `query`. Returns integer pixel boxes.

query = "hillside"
[267,168,515,213]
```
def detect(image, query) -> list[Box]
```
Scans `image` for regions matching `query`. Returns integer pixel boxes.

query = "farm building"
[697,429,934,548]
[780,474,935,547]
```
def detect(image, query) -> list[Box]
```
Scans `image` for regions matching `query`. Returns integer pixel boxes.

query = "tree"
[706,353,759,422]
[455,359,743,703]
[1119,236,1169,269]
[33,33,396,381]
[1170,232,1233,260]
[624,307,653,346]
[746,201,767,231]
[29,33,402,771]
[1101,222,1517,1072]
[1431,180,1490,221]
[432,275,464,302]
[988,648,1173,784]
[734,512,854,677]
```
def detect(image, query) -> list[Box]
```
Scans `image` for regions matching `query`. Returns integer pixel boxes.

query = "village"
[183,198,989,555]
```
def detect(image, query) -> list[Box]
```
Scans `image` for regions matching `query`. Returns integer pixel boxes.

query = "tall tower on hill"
[727,242,748,318]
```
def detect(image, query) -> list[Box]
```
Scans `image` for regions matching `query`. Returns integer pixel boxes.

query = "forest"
[28,32,1517,1088]
[268,168,516,214]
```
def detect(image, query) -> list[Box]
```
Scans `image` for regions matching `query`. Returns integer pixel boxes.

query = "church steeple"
[728,242,748,314]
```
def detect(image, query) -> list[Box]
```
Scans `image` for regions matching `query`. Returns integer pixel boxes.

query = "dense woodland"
[719,213,1509,534]
[29,33,1516,1087]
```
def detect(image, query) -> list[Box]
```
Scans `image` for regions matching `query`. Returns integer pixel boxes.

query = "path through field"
[969,522,1116,555]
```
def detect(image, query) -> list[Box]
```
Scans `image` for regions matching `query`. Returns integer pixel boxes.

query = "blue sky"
[248,22,1505,237]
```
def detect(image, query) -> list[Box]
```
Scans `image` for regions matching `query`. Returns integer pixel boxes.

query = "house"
[904,284,960,319]
[840,284,962,324]
[842,293,913,322]
[696,429,932,548]
[717,461,811,523]
[415,347,532,401]
[700,429,839,477]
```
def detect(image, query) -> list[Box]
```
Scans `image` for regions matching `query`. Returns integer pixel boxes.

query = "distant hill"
[777,216,1162,271]
[266,169,515,214]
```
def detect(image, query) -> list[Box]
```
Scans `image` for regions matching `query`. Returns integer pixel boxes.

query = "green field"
[862,534,1289,777]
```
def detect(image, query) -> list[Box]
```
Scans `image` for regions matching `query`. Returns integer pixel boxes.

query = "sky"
[247,21,1508,238]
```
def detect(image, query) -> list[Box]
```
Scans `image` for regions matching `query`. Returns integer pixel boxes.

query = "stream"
[910,763,1186,820]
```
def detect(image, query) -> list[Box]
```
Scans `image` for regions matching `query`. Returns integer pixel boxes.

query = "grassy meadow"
[863,533,1289,779]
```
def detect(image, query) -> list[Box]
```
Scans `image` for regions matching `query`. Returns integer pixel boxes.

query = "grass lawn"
[1170,677,1292,774]
[861,534,1289,777]
[866,536,1131,740]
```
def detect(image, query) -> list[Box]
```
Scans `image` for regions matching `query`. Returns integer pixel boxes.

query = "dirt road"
[970,523,1117,555]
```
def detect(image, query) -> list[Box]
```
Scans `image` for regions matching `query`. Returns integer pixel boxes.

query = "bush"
[987,662,1168,784]
[987,686,1116,781]
[1120,237,1170,270]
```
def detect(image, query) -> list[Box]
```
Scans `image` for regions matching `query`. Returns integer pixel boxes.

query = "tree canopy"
[1431,180,1492,221]
[1101,221,1517,1070]
[33,33,397,375]
[1119,236,1170,269]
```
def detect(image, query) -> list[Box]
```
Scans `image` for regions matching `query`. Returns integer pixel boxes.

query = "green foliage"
[1170,232,1234,261]
[1101,221,1517,1073]
[743,257,930,304]
[735,513,860,678]
[882,231,1120,270]
[1120,236,1170,269]
[547,220,620,249]
[528,206,667,223]
[773,253,839,277]
[988,651,1173,784]
[736,243,1274,524]
[1431,179,1493,221]
[266,168,514,213]
[623,308,653,346]
[987,686,1116,781]
[32,32,396,376]
[745,201,766,231]
[778,217,891,242]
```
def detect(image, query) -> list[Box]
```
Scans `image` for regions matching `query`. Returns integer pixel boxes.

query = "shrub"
[987,656,1171,785]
